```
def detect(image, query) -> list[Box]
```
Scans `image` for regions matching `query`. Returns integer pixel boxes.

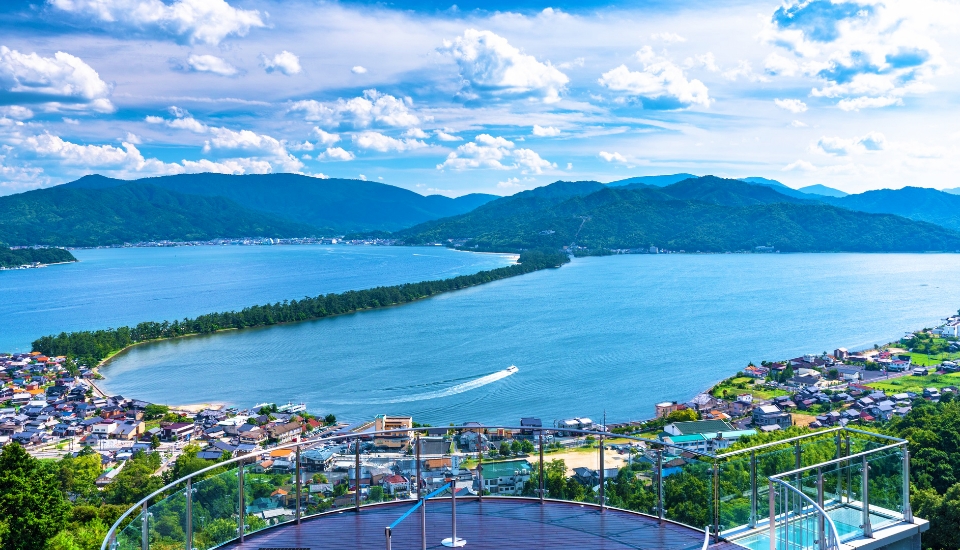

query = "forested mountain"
[798,184,847,197]
[0,183,317,247]
[822,187,960,232]
[64,173,498,232]
[607,173,696,187]
[398,177,960,253]
[0,247,76,268]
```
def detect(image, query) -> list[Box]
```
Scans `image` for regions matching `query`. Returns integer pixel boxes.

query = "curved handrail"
[100,423,711,550]
[770,477,842,550]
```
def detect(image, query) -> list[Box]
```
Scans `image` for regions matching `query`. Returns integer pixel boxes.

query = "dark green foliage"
[0,183,318,247]
[0,247,76,268]
[32,250,569,362]
[398,177,960,253]
[0,444,71,550]
[822,186,960,232]
[64,173,498,233]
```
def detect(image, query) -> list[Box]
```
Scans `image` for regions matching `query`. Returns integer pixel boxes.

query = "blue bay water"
[97,253,960,425]
[0,245,515,352]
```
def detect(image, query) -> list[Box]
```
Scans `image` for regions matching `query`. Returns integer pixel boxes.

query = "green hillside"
[0,247,77,268]
[398,177,960,253]
[64,173,498,232]
[823,186,960,232]
[0,183,317,247]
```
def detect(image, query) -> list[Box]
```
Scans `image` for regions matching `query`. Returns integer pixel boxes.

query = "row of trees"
[32,249,570,364]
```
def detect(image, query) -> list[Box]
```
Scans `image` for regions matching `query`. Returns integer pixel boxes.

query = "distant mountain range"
[0,183,318,247]
[398,176,960,253]
[2,172,960,250]
[64,174,498,232]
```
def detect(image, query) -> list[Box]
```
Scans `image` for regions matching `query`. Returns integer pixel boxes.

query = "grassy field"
[867,372,960,394]
[710,376,790,400]
[903,351,960,367]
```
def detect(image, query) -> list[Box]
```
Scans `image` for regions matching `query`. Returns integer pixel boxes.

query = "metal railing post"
[902,445,913,523]
[416,433,422,500]
[749,451,757,529]
[768,479,776,550]
[817,468,825,550]
[385,526,392,550]
[450,481,457,545]
[238,458,245,541]
[477,432,483,502]
[295,445,302,524]
[421,493,427,550]
[141,502,149,550]
[861,456,872,538]
[185,479,192,550]
[845,435,852,504]
[538,432,544,504]
[712,461,720,543]
[599,435,605,511]
[355,437,361,513]
[835,432,842,506]
[794,440,802,516]
[656,449,664,526]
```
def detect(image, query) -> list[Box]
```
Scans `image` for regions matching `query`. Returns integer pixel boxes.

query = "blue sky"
[0,0,957,197]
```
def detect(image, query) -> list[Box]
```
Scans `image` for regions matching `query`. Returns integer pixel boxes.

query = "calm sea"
[94,252,960,425]
[0,245,515,352]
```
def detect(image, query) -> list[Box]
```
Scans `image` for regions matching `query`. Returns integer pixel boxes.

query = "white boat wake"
[328,366,518,404]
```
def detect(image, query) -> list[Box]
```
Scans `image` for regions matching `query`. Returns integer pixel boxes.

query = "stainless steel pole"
[835,432,842,506]
[185,479,192,550]
[141,502,149,550]
[538,432,545,505]
[385,526,392,550]
[656,449,664,525]
[450,481,457,545]
[903,445,913,523]
[749,451,757,529]
[817,468,825,549]
[355,437,361,513]
[416,433,422,500]
[295,445,302,524]
[768,479,776,550]
[477,432,483,502]
[861,456,872,538]
[238,459,245,542]
[713,462,720,543]
[599,436,605,511]
[421,493,427,550]
[845,435,852,504]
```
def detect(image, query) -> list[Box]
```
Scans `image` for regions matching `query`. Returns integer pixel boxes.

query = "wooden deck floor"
[221,498,743,550]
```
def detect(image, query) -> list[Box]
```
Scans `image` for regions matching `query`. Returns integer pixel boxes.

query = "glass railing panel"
[190,468,241,550]
[241,457,294,537]
[866,448,904,530]
[663,454,713,529]
[718,455,751,532]
[113,510,144,550]
[147,486,188,550]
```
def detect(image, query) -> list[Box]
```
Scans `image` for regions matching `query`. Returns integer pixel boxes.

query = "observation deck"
[103,425,926,550]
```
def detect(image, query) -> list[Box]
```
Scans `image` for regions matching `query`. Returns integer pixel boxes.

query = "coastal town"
[3,314,960,519]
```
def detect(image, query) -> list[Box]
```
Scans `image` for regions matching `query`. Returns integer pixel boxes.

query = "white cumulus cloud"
[313,128,341,145]
[261,51,301,75]
[599,48,710,109]
[0,46,113,112]
[815,132,887,156]
[434,130,462,141]
[775,98,808,113]
[320,147,354,161]
[438,134,555,174]
[783,159,817,172]
[187,54,238,76]
[651,32,686,43]
[532,125,560,137]
[599,151,629,163]
[289,89,420,129]
[353,131,426,153]
[440,29,569,103]
[49,0,265,46]
[351,66,368,74]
